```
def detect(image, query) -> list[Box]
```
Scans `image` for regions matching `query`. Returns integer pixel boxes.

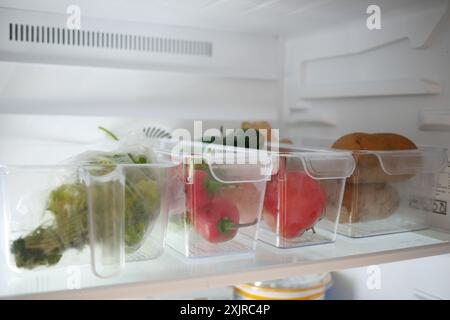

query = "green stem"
[219,217,235,234]
[98,126,119,141]
[127,153,139,164]
[98,127,143,165]
[218,217,258,234]
[307,227,316,234]
[236,219,258,228]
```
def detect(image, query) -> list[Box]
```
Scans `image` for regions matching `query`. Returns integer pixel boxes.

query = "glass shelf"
[1,228,449,299]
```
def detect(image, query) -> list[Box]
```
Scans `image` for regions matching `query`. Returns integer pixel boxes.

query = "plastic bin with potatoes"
[325,132,447,238]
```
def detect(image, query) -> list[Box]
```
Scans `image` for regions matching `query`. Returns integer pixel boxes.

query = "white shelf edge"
[0,100,281,120]
[0,54,281,82]
[287,110,337,127]
[8,232,450,300]
[287,116,337,127]
[419,110,450,132]
[299,79,442,100]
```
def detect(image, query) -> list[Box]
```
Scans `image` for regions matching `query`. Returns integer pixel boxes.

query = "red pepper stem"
[219,217,258,234]
[236,219,258,228]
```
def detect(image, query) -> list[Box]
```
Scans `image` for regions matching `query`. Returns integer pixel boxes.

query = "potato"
[339,183,400,224]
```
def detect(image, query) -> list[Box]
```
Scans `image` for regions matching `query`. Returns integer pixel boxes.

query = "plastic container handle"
[81,166,126,278]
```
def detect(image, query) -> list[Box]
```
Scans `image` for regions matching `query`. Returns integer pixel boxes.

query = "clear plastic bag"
[5,130,173,278]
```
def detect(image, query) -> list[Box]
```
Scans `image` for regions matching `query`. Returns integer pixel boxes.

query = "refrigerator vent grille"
[8,23,213,57]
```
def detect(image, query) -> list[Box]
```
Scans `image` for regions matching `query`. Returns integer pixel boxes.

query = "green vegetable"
[48,184,89,250]
[11,128,161,269]
[125,179,160,250]
[11,226,63,269]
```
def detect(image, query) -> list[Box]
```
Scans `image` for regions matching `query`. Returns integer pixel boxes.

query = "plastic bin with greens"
[0,131,176,278]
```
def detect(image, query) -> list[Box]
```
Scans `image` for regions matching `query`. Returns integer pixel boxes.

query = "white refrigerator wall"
[0,61,281,123]
[283,0,450,149]
[0,63,282,148]
[328,253,450,299]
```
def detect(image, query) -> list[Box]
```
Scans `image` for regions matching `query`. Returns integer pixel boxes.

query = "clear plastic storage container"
[156,140,273,258]
[258,145,355,248]
[324,146,448,237]
[0,141,176,278]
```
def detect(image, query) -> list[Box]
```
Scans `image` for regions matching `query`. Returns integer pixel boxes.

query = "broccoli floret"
[11,184,88,269]
[11,226,63,269]
[48,183,89,249]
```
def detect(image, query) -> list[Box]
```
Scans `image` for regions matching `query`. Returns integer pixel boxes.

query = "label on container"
[433,162,450,216]
[234,285,326,300]
[233,274,332,300]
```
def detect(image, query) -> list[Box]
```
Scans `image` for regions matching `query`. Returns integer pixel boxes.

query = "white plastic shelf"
[419,110,450,132]
[299,79,442,100]
[2,228,450,300]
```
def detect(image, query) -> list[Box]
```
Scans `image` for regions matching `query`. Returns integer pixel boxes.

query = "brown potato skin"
[332,132,417,151]
[332,133,418,184]
[339,183,400,223]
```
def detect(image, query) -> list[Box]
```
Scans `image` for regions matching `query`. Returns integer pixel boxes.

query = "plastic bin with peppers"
[259,144,355,248]
[159,139,272,258]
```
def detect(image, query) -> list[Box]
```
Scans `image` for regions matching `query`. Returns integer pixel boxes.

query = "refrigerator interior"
[0,0,450,299]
